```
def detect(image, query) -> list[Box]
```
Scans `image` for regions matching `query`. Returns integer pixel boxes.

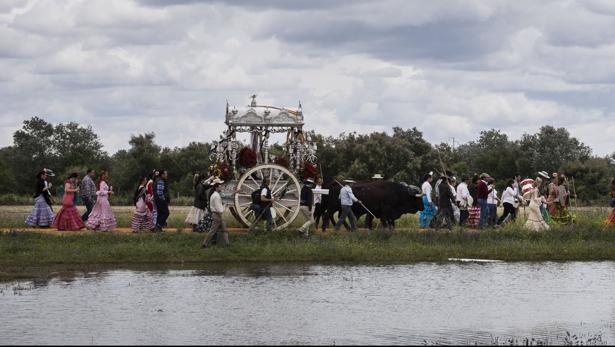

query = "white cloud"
[0,0,614,157]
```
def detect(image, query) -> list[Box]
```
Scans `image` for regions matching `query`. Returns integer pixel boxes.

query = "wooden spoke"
[271,170,283,192]
[250,175,260,189]
[273,182,289,196]
[274,201,293,212]
[234,164,301,231]
[275,207,289,224]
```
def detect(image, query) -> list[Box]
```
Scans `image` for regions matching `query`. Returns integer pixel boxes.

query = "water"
[1,262,614,345]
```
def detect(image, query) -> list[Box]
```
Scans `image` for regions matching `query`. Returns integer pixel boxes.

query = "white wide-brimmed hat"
[212,178,225,185]
[343,178,356,183]
[305,177,315,183]
[372,173,384,179]
[43,168,55,177]
[538,171,549,179]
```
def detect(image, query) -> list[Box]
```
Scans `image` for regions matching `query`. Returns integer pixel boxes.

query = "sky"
[1,0,615,155]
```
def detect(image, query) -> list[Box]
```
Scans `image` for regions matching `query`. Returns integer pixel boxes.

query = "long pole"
[435,146,448,178]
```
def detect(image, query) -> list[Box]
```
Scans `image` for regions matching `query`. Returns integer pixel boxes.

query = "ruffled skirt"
[551,203,572,224]
[132,209,154,232]
[86,197,117,231]
[25,195,54,227]
[606,208,615,226]
[467,206,480,227]
[419,196,435,228]
[185,207,204,225]
[52,205,85,230]
[525,201,549,231]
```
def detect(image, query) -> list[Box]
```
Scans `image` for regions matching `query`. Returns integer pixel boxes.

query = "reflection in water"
[1,262,614,345]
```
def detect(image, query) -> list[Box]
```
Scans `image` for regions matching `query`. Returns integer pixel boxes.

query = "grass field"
[2,205,614,281]
[1,204,423,230]
[1,204,612,230]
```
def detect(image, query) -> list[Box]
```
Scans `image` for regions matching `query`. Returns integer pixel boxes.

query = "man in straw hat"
[435,174,456,229]
[202,178,229,248]
[335,178,360,232]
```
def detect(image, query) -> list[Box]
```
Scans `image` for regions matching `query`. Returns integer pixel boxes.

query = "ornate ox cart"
[210,95,320,230]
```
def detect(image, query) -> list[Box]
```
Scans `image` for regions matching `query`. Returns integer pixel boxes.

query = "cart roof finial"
[250,94,257,107]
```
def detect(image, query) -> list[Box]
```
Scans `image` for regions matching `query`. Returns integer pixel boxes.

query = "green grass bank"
[2,218,615,279]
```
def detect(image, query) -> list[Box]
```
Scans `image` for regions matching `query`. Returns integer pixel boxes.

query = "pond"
[1,262,613,345]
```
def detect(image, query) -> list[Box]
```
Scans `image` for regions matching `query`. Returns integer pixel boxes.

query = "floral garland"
[238,147,257,168]
[302,161,319,180]
[208,161,233,181]
[274,155,289,169]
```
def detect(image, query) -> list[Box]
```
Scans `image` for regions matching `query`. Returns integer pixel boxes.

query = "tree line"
[1,117,613,204]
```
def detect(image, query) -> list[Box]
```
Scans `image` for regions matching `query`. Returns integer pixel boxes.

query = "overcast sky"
[1,0,615,155]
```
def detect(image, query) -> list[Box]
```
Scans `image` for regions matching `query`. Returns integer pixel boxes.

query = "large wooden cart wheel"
[232,164,301,231]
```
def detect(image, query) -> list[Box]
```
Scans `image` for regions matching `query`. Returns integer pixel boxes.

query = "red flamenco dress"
[606,208,615,226]
[52,181,85,231]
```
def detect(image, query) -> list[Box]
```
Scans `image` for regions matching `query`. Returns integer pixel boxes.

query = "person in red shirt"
[477,173,493,228]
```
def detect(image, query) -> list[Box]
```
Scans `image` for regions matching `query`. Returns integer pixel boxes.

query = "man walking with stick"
[251,177,274,232]
[334,178,361,233]
[202,178,229,248]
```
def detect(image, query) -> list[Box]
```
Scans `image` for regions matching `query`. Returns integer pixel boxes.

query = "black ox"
[320,180,424,231]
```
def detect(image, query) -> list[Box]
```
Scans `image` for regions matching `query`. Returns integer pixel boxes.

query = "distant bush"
[0,194,33,205]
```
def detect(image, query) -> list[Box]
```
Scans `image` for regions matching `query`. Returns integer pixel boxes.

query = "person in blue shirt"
[334,178,361,232]
[154,169,170,232]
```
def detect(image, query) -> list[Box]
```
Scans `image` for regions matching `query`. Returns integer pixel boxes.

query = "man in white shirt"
[202,179,229,248]
[498,179,518,225]
[456,176,471,226]
[334,178,360,232]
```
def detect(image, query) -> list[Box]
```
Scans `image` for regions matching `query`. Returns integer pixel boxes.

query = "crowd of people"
[25,168,173,233]
[22,166,615,248]
[418,170,580,231]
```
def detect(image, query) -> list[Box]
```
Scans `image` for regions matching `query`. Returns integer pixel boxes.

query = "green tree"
[11,117,56,193]
[560,158,611,203]
[518,126,591,174]
[52,122,107,175]
[0,147,17,194]
[109,133,161,195]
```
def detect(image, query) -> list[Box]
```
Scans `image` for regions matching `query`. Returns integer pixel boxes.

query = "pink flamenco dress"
[131,187,154,233]
[86,181,117,231]
[52,181,85,231]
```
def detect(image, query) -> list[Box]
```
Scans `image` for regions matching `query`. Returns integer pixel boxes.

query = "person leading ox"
[335,178,361,232]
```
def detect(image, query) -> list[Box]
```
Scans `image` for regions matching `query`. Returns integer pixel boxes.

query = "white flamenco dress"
[524,188,550,231]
